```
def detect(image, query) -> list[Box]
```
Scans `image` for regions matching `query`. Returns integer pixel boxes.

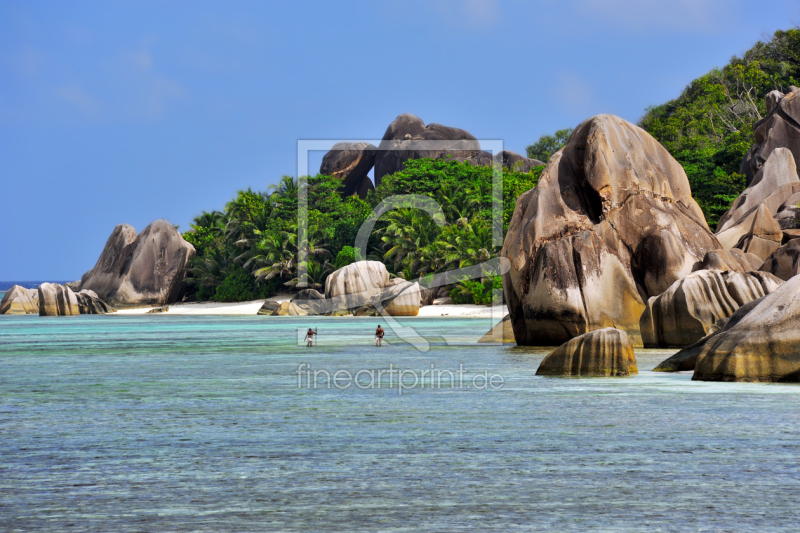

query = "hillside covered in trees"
[185,28,799,303]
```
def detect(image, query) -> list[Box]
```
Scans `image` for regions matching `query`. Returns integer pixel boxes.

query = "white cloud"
[573,0,735,33]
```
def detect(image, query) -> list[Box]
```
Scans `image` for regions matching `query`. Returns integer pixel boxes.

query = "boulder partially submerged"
[478,314,515,344]
[79,220,196,309]
[536,328,637,377]
[640,269,782,347]
[38,283,80,316]
[502,115,719,346]
[0,285,39,315]
[690,275,800,382]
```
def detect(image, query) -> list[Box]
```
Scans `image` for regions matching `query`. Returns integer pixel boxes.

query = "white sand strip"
[115,300,507,318]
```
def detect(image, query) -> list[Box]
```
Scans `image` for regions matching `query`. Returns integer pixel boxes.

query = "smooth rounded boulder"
[38,283,80,316]
[536,328,637,377]
[319,142,377,199]
[373,114,482,185]
[640,269,783,347]
[0,285,39,315]
[502,115,719,346]
[79,220,196,308]
[324,260,390,311]
[691,274,800,382]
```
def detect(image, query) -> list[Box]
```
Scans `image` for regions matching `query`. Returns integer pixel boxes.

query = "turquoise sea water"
[2,314,799,532]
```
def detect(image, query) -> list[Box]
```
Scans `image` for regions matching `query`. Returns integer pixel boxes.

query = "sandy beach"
[115,299,508,318]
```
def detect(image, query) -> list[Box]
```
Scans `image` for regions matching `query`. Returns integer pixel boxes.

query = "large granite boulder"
[653,296,764,372]
[738,87,800,187]
[691,274,800,382]
[324,260,390,311]
[640,269,783,347]
[536,328,637,377]
[760,238,800,280]
[0,285,38,315]
[373,114,483,186]
[319,142,377,199]
[502,115,719,346]
[38,283,80,316]
[75,289,114,314]
[79,220,196,308]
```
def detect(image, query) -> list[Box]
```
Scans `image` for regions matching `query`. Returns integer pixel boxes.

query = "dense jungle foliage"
[183,159,543,302]
[640,28,800,229]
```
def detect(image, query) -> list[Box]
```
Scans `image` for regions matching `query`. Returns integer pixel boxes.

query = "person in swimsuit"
[375,325,385,347]
[305,328,316,347]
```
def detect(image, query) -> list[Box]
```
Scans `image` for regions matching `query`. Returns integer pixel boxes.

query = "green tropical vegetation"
[525,128,573,162]
[639,28,800,229]
[183,159,544,302]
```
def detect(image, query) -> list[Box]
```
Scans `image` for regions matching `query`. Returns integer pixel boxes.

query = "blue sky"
[2,0,799,280]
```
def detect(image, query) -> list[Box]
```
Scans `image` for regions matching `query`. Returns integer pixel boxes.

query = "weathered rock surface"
[373,114,483,186]
[738,88,800,188]
[324,261,390,311]
[319,142,377,199]
[257,300,282,315]
[719,148,800,234]
[652,296,764,372]
[690,274,800,382]
[640,269,783,347]
[38,283,80,316]
[75,289,115,314]
[691,248,761,272]
[0,285,39,315]
[536,328,637,377]
[502,115,719,346]
[731,204,783,261]
[478,314,515,344]
[271,301,307,316]
[79,220,196,309]
[760,238,800,280]
[380,280,422,316]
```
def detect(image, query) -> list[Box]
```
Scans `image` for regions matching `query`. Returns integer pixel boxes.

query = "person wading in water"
[305,328,317,347]
[375,325,385,347]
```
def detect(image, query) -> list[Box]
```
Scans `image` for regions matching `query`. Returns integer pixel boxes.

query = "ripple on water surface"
[1,314,799,532]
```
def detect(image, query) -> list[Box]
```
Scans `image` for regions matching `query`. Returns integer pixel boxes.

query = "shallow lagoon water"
[1,314,799,532]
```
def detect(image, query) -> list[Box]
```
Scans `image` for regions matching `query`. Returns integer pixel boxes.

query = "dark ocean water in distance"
[2,314,800,531]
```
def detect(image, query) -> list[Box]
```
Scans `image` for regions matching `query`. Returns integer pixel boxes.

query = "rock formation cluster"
[501,114,719,347]
[318,114,543,199]
[78,220,196,309]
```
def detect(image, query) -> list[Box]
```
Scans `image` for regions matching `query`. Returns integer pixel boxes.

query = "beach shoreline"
[115,299,508,318]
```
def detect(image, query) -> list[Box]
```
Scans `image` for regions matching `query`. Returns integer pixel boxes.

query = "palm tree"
[435,184,481,224]
[247,228,298,282]
[284,258,333,290]
[269,176,299,201]
[438,219,497,272]
[379,209,442,278]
